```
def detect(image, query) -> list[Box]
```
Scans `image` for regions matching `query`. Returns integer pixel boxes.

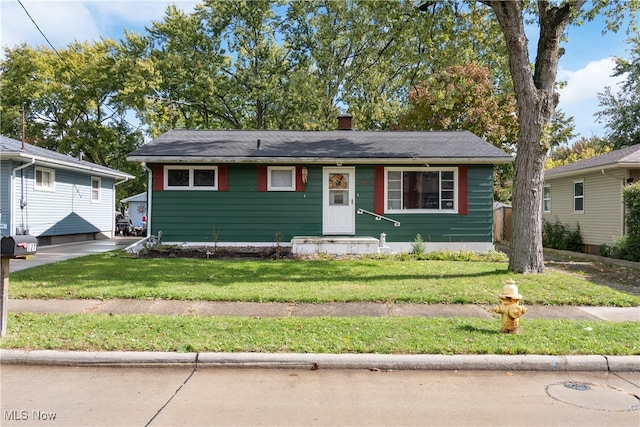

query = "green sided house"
[543,144,640,254]
[126,117,512,254]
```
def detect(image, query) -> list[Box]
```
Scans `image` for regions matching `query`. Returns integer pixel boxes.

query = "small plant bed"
[141,245,294,260]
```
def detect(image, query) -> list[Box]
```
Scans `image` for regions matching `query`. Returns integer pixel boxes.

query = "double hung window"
[573,180,584,212]
[35,167,55,191]
[543,185,551,213]
[91,177,101,202]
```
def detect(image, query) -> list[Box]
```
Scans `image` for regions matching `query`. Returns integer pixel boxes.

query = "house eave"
[3,151,135,179]
[545,163,639,181]
[126,156,513,165]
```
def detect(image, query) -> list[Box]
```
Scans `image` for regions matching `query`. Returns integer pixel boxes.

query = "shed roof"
[120,192,147,203]
[545,144,640,179]
[127,129,513,165]
[0,135,134,179]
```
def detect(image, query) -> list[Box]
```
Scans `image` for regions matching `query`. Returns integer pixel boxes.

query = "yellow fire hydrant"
[493,279,527,334]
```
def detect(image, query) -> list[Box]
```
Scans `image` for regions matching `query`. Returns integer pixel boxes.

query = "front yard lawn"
[8,254,640,306]
[2,313,638,355]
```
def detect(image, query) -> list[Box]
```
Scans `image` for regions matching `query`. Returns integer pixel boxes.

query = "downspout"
[10,158,35,235]
[141,162,153,238]
[113,177,130,239]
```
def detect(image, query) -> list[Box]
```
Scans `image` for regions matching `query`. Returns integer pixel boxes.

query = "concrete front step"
[291,236,380,255]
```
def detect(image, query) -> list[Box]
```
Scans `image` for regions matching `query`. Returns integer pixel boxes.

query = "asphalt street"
[1,366,639,426]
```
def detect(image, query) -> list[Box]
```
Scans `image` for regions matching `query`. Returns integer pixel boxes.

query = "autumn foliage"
[398,63,518,153]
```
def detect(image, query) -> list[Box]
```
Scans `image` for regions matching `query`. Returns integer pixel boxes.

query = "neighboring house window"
[35,167,55,191]
[385,167,457,213]
[268,166,295,191]
[91,177,101,203]
[573,180,584,212]
[164,166,217,190]
[543,184,551,213]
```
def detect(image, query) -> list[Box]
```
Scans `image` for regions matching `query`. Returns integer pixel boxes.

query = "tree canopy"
[596,34,640,149]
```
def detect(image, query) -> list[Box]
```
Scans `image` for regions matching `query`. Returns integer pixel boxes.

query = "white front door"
[323,167,355,235]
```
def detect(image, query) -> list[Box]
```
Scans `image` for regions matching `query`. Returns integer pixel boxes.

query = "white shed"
[120,192,147,228]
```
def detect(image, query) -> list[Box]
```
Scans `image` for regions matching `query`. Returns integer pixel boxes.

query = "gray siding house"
[1,135,134,245]
[543,144,640,254]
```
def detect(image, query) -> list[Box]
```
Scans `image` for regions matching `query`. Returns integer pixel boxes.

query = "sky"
[0,0,637,143]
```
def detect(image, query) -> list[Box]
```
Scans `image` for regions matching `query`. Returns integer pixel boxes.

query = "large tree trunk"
[484,1,581,273]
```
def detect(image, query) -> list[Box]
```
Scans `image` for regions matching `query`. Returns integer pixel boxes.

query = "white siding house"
[543,144,640,254]
[0,135,134,245]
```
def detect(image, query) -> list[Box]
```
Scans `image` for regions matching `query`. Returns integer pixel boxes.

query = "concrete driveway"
[8,237,139,273]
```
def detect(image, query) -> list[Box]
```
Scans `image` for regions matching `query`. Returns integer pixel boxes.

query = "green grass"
[1,313,637,355]
[8,253,640,306]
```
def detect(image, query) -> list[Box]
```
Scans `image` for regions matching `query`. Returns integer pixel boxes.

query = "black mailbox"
[1,235,37,258]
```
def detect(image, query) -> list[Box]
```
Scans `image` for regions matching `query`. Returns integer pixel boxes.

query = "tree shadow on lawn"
[14,257,511,288]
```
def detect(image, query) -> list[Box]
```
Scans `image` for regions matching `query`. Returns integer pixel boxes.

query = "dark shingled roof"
[127,129,513,164]
[545,144,640,178]
[1,135,133,179]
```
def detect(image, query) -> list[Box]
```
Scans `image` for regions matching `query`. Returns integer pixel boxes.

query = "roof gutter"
[545,163,639,180]
[126,156,514,165]
[7,151,134,180]
[10,158,35,235]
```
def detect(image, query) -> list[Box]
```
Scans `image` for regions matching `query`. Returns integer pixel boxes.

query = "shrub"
[542,218,583,252]
[411,234,426,255]
[623,184,640,261]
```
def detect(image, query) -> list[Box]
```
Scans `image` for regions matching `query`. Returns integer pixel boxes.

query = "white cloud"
[1,1,100,49]
[557,58,626,139]
[0,1,199,51]
[557,57,624,105]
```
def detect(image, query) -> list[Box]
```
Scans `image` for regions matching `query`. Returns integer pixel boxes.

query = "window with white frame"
[385,167,457,213]
[543,184,551,213]
[268,166,295,191]
[164,166,217,190]
[573,180,584,212]
[35,167,55,191]
[91,177,101,202]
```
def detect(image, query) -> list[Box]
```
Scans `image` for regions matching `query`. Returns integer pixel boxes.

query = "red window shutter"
[153,165,164,191]
[296,166,306,192]
[257,165,268,191]
[458,166,468,215]
[218,166,228,191]
[374,166,385,215]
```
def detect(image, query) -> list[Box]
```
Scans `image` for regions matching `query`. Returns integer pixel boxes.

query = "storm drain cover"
[546,381,640,412]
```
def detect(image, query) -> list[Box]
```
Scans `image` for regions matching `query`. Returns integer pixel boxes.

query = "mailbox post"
[1,235,37,337]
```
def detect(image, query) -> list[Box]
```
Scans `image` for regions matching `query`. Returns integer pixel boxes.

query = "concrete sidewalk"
[7,298,640,321]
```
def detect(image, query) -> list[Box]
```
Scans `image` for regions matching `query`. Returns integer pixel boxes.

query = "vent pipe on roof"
[337,114,353,130]
[257,139,262,151]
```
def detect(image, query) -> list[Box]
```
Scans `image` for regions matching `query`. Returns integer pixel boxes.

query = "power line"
[16,0,144,134]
